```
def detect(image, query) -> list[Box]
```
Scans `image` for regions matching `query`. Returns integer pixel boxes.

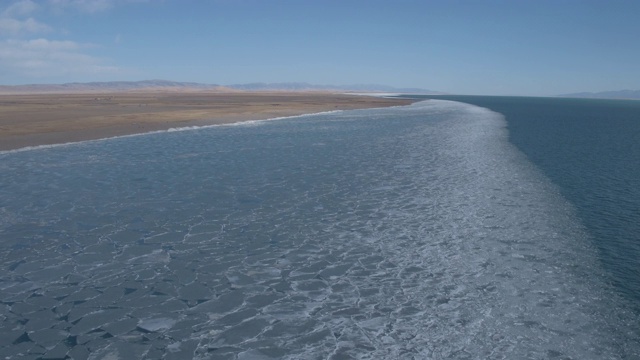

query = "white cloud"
[48,0,114,13]
[47,0,151,14]
[1,1,50,35]
[0,0,143,80]
[2,0,39,17]
[0,17,51,35]
[0,38,120,77]
[25,38,82,50]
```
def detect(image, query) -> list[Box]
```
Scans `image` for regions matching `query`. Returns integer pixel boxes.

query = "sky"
[1,0,640,96]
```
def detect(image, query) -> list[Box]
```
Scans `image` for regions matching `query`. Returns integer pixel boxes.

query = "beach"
[0,91,413,151]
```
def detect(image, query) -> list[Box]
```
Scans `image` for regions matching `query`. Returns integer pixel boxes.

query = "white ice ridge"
[345,92,404,97]
[137,318,176,332]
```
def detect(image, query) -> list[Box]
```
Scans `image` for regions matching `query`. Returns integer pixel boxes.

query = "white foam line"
[0,110,345,155]
[345,92,404,98]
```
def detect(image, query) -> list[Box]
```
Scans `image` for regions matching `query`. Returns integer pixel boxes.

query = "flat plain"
[0,91,413,150]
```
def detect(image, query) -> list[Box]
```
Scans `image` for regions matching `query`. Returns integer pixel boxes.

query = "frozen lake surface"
[1,100,638,359]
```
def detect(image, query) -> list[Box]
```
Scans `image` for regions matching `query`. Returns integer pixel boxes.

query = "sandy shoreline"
[0,92,414,151]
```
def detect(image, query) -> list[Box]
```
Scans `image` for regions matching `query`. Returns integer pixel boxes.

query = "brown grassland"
[0,91,414,151]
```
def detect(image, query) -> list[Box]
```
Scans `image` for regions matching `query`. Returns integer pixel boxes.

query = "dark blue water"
[415,95,640,306]
[0,100,638,359]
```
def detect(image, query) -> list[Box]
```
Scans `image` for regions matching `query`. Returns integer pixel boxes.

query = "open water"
[418,95,640,306]
[1,99,639,359]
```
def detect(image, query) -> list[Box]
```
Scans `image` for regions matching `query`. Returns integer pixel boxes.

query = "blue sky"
[1,0,639,95]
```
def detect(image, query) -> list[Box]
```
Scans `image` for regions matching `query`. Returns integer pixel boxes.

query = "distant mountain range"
[0,80,443,94]
[0,80,225,94]
[229,82,443,94]
[559,89,640,100]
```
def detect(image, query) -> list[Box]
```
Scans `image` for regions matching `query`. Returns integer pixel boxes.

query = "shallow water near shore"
[1,100,638,359]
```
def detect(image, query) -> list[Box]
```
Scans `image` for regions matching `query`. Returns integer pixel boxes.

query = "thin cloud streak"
[0,17,51,35]
[0,0,50,35]
[0,38,120,77]
[2,0,39,17]
[47,0,114,13]
[0,0,125,80]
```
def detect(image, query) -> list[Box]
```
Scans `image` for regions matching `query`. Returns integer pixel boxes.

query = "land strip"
[0,92,414,151]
